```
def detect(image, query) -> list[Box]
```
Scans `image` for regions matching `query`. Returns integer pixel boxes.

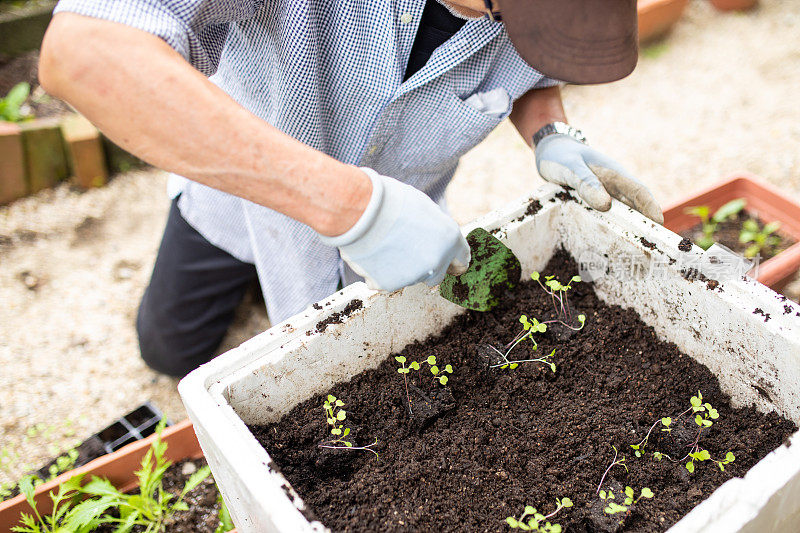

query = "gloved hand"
[535,134,664,223]
[319,168,470,292]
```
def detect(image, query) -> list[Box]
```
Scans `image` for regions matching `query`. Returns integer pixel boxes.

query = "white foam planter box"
[179,184,800,533]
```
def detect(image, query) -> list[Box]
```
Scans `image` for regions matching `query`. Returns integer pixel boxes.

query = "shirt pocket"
[398,88,511,174]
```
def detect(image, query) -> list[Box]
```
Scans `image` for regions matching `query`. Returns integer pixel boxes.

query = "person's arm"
[509,85,566,145]
[509,85,663,223]
[40,12,469,290]
[40,13,369,237]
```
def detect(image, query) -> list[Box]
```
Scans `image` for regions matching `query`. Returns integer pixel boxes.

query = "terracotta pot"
[709,0,758,12]
[663,172,800,290]
[0,419,204,531]
[638,0,690,43]
[0,122,27,205]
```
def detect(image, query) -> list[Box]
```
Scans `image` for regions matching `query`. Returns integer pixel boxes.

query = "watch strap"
[532,121,587,148]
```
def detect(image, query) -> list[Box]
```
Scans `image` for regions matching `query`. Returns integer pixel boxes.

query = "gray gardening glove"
[535,134,664,224]
[319,168,470,292]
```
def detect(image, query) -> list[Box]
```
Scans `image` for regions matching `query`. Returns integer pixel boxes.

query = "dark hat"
[501,0,639,84]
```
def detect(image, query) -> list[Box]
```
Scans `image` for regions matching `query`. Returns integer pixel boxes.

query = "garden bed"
[179,184,800,533]
[250,250,795,532]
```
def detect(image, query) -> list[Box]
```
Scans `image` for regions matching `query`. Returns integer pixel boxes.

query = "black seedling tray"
[33,402,171,481]
[97,401,171,454]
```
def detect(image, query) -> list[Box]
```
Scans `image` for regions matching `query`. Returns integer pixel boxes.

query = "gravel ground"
[2,0,799,486]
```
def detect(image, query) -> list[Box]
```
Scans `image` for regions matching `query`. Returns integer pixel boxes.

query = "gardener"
[39,0,663,376]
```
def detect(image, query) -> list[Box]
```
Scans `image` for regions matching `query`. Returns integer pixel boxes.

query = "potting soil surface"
[251,250,796,533]
[681,211,796,262]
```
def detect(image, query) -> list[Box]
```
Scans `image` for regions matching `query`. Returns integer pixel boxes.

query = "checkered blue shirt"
[54,0,557,323]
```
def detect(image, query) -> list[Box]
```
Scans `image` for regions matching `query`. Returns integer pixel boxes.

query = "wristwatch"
[532,121,588,148]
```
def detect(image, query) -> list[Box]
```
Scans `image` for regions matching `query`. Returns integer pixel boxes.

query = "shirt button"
[400,12,413,24]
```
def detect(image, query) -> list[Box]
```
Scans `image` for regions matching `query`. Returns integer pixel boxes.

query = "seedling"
[395,355,453,413]
[0,82,31,123]
[214,491,235,533]
[600,486,654,516]
[319,395,378,459]
[47,448,80,481]
[12,473,114,533]
[629,392,736,473]
[531,271,586,327]
[14,419,213,533]
[685,198,746,250]
[505,498,573,532]
[596,445,628,494]
[739,218,782,259]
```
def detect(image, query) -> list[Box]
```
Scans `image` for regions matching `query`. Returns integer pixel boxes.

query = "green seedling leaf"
[725,452,735,462]
[641,487,654,499]
[438,376,448,385]
[686,461,695,473]
[561,498,573,508]
[410,361,421,370]
[661,417,672,426]
[444,364,453,373]
[336,411,346,421]
[426,355,436,365]
[395,356,406,363]
[712,198,746,223]
[624,486,634,498]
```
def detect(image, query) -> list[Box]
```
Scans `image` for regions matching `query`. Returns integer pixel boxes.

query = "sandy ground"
[2,0,799,485]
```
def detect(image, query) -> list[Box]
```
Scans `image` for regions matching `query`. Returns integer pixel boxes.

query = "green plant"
[596,445,628,494]
[12,473,117,533]
[0,82,31,123]
[46,449,80,481]
[488,272,586,371]
[214,491,234,533]
[319,395,378,458]
[739,218,782,258]
[87,419,212,532]
[505,498,573,532]
[629,392,736,473]
[531,272,586,327]
[395,355,453,413]
[599,486,654,517]
[14,419,214,533]
[685,198,746,250]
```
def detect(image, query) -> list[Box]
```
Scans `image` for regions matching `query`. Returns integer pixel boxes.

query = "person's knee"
[136,298,214,377]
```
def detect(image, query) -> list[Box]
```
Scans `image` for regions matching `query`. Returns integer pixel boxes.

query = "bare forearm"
[510,86,567,147]
[39,14,368,236]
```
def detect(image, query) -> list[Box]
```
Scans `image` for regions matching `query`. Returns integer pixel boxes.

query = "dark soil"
[315,299,364,333]
[0,50,71,118]
[250,250,796,533]
[680,211,795,261]
[94,458,225,533]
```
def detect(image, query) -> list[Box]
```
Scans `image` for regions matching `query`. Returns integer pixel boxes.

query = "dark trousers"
[136,199,258,377]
